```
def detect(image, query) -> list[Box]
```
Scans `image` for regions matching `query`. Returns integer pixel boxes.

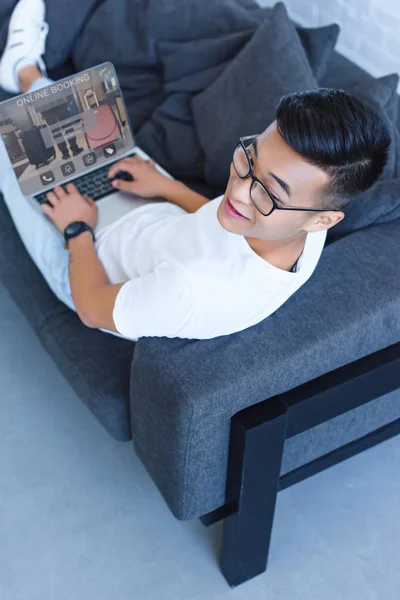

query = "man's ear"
[307,211,345,232]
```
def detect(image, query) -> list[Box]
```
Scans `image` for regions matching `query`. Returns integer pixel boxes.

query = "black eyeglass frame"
[234,135,342,217]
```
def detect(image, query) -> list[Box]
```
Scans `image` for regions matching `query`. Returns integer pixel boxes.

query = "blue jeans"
[0,76,121,338]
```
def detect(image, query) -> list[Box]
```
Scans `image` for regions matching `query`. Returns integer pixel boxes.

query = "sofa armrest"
[130,219,400,520]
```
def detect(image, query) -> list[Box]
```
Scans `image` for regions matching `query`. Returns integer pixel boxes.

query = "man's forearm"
[68,232,110,322]
[67,232,124,332]
[163,180,210,213]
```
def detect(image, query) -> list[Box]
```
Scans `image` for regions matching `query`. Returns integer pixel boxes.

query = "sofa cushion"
[191,2,318,189]
[296,23,340,82]
[341,73,399,181]
[325,74,400,245]
[326,178,400,244]
[316,51,400,245]
[147,0,337,81]
[320,49,400,136]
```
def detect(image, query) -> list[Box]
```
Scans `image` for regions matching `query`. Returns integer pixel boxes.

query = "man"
[0,0,391,341]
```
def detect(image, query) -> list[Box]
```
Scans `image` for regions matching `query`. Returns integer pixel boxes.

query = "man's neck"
[245,231,308,272]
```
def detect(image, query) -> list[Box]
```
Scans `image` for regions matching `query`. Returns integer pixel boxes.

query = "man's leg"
[0,73,76,311]
[0,0,77,312]
[0,0,124,338]
[1,149,76,312]
[0,0,48,94]
[1,76,124,337]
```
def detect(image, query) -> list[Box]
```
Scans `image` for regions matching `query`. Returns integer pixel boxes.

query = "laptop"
[0,62,172,232]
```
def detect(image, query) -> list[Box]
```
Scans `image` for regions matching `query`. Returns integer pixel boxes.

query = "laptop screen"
[0,62,135,196]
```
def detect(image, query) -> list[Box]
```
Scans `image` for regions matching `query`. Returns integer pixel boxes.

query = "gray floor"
[0,280,399,600]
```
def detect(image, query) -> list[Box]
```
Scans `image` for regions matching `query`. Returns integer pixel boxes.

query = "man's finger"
[40,202,53,216]
[52,186,67,200]
[66,183,78,194]
[108,160,127,178]
[46,191,58,206]
[108,159,133,179]
[111,178,134,192]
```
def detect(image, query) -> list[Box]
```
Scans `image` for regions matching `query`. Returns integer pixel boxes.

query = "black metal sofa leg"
[220,397,288,587]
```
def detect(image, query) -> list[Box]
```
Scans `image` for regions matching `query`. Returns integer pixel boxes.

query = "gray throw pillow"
[297,23,340,81]
[191,2,318,189]
[325,74,400,244]
[326,178,400,245]
[340,74,399,181]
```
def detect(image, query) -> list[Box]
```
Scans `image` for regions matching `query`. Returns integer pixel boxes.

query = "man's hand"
[40,183,98,234]
[108,155,173,199]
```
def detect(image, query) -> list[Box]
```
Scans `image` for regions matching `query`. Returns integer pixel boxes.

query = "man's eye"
[268,189,284,206]
[247,149,284,207]
[265,187,277,202]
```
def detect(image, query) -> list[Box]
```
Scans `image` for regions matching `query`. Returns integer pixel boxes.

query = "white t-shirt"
[95,196,327,341]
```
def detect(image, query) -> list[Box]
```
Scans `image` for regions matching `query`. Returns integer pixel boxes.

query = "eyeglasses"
[233,135,340,217]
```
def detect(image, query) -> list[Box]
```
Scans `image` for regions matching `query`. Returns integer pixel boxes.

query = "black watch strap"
[64,221,95,248]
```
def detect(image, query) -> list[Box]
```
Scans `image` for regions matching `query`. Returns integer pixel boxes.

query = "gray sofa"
[0,40,399,588]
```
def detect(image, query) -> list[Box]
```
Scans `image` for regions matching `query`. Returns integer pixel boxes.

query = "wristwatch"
[64,221,95,248]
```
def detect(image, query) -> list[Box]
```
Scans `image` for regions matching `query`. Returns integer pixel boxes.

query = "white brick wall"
[258,0,400,91]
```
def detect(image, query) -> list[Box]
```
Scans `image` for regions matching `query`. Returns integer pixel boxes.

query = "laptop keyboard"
[34,152,136,205]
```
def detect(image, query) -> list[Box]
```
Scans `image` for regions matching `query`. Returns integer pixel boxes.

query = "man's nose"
[232,176,253,205]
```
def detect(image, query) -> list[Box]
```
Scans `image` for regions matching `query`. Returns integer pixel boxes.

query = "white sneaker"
[0,0,49,94]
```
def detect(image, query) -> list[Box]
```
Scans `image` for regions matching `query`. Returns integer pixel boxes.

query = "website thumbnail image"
[0,64,133,196]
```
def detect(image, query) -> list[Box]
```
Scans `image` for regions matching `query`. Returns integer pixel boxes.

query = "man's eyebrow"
[251,139,291,198]
[268,172,291,198]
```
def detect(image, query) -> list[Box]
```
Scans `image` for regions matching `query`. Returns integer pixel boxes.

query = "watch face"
[65,222,84,236]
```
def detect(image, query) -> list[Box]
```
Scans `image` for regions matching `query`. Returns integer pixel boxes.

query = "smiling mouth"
[225,196,250,220]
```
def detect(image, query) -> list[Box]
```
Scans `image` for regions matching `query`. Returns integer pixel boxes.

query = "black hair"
[275,88,391,211]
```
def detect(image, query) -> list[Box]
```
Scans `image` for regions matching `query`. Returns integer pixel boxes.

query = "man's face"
[217,121,344,241]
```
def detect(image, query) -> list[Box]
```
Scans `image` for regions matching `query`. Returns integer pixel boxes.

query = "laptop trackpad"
[95,191,153,233]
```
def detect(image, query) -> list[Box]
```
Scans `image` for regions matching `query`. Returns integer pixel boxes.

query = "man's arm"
[40,184,124,332]
[162,180,210,214]
[108,155,210,213]
[67,232,124,332]
[39,156,212,333]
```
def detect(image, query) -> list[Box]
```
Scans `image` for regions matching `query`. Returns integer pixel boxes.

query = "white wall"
[258,0,400,91]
